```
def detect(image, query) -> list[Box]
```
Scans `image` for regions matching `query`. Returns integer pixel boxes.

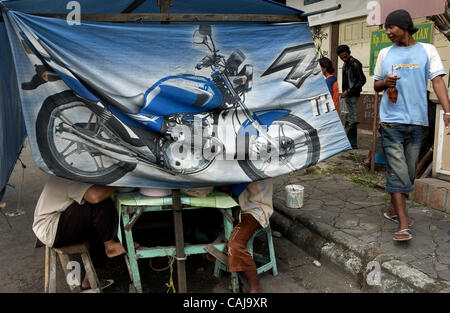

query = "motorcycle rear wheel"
[36,90,136,184]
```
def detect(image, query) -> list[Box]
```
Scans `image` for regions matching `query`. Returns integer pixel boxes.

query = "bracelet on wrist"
[445,112,450,116]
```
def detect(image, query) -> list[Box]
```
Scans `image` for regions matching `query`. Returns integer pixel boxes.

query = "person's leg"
[362,150,371,167]
[391,193,408,232]
[387,196,413,227]
[380,124,415,240]
[390,125,423,227]
[345,97,357,122]
[404,125,423,187]
[53,201,105,289]
[82,198,124,289]
[227,214,262,293]
[347,124,358,149]
[53,202,93,248]
[54,198,124,289]
[81,229,106,289]
[90,197,125,258]
[345,96,359,149]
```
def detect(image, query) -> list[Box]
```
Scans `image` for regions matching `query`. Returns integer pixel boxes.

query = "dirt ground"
[0,131,381,293]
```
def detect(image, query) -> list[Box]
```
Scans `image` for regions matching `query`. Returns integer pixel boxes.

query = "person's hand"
[444,113,450,135]
[341,90,348,98]
[384,75,400,88]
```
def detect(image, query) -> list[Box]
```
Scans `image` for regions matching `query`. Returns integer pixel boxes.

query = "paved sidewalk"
[271,157,450,293]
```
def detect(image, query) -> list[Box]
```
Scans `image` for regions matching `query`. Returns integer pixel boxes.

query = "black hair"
[336,45,350,55]
[319,57,334,74]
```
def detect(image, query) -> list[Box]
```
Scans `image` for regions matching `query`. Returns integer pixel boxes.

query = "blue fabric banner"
[0,21,26,192]
[3,9,350,188]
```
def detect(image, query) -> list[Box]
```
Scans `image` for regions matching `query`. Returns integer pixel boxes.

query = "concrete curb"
[271,198,450,293]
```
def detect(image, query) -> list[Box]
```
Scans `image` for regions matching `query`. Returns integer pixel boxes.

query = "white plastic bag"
[340,98,349,114]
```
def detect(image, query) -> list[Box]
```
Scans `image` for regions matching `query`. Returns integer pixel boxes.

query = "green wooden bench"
[113,190,238,293]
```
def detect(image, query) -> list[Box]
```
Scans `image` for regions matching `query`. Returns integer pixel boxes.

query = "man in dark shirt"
[337,45,366,149]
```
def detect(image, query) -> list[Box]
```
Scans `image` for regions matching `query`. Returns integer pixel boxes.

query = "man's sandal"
[383,212,414,227]
[100,279,114,290]
[393,229,413,242]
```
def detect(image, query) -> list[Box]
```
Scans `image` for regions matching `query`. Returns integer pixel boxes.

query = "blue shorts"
[380,124,423,194]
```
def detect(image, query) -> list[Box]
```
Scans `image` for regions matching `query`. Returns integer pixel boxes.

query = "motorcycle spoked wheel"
[36,90,136,184]
[238,114,320,180]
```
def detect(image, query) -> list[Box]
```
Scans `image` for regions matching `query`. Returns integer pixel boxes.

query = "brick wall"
[338,94,378,131]
[410,178,450,213]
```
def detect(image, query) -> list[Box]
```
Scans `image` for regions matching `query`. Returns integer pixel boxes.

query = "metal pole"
[172,189,187,293]
[122,0,146,13]
[370,92,379,174]
[0,1,9,12]
[299,4,341,18]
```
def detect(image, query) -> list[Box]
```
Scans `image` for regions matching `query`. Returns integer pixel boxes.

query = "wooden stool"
[44,243,101,293]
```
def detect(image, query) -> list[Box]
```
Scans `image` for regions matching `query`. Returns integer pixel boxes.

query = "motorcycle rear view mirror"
[193,26,212,44]
[193,30,205,44]
[198,25,212,37]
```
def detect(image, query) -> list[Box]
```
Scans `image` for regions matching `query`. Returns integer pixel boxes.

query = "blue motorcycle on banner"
[26,25,320,184]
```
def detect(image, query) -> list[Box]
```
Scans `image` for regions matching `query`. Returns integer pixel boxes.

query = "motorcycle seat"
[106,93,145,114]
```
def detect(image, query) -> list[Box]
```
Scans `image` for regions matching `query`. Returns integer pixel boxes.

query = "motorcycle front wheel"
[35,90,136,184]
[238,114,320,180]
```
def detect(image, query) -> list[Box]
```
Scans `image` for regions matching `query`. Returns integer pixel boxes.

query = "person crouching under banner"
[228,179,273,293]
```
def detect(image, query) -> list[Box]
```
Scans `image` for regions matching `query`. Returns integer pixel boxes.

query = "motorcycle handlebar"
[196,55,218,70]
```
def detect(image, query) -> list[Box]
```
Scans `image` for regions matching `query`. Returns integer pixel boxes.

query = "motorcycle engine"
[162,141,210,174]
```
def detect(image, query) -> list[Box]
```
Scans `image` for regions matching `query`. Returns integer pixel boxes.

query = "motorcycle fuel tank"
[142,75,223,116]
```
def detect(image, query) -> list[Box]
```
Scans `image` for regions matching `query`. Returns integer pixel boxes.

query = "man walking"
[337,44,366,149]
[373,9,450,241]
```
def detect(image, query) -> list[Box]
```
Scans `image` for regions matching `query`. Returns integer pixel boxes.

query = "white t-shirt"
[32,176,93,247]
[238,179,273,228]
[373,42,446,126]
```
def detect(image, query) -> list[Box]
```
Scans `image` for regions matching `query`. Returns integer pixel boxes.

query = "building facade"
[288,0,450,131]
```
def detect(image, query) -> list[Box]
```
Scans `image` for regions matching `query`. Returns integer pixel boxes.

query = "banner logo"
[261,43,319,88]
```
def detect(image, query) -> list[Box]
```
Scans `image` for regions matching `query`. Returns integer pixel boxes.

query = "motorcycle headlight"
[226,50,246,74]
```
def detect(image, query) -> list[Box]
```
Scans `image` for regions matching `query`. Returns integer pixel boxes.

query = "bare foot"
[249,285,261,293]
[243,270,261,293]
[104,240,126,258]
[385,208,414,227]
[386,207,396,216]
[81,274,90,289]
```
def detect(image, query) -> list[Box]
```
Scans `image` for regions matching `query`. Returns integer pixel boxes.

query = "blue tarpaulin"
[1,0,350,189]
[0,17,25,193]
[2,0,302,14]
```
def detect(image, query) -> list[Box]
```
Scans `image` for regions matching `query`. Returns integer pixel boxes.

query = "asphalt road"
[0,139,362,293]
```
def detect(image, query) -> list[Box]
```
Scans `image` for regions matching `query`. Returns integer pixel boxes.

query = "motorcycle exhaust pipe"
[61,132,138,164]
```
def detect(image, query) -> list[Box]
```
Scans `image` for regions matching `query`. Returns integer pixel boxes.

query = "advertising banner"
[3,10,350,188]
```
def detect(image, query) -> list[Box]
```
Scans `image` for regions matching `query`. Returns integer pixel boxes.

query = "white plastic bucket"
[285,184,304,208]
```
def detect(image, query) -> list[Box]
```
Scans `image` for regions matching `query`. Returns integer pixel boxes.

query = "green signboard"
[369,22,434,76]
